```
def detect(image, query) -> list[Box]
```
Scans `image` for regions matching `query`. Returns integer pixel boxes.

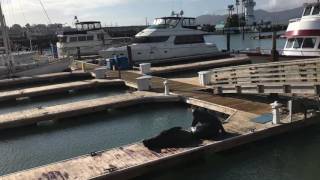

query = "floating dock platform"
[0,91,180,130]
[2,70,318,180]
[0,72,92,90]
[0,79,124,102]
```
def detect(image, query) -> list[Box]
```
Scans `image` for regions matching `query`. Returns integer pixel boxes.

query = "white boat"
[0,2,72,79]
[57,18,131,58]
[99,11,222,64]
[283,1,320,57]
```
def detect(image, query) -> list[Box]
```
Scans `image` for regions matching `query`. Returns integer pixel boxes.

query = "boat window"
[182,18,196,27]
[132,36,170,43]
[88,24,95,30]
[58,36,67,43]
[293,38,303,48]
[304,6,313,16]
[76,24,83,30]
[78,36,87,41]
[313,5,320,15]
[95,23,101,29]
[148,18,179,29]
[70,37,78,42]
[302,38,317,48]
[87,36,94,41]
[82,24,89,30]
[174,35,205,45]
[286,39,294,48]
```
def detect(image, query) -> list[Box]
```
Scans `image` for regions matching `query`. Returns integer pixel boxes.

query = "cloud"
[256,0,313,11]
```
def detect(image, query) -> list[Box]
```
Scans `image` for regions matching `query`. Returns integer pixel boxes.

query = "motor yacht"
[99,11,222,64]
[283,1,320,56]
[57,19,131,58]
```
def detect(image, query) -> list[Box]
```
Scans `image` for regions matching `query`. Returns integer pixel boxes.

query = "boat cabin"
[302,3,320,17]
[148,17,197,29]
[75,21,102,31]
[57,21,105,44]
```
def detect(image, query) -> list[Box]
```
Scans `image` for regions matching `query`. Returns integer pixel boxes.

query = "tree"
[225,14,240,28]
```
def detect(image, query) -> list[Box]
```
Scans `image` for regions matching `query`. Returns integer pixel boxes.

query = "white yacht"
[283,1,320,56]
[57,19,131,58]
[99,11,222,64]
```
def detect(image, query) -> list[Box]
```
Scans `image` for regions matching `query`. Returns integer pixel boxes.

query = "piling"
[271,30,279,62]
[77,47,81,60]
[127,45,133,67]
[227,32,231,52]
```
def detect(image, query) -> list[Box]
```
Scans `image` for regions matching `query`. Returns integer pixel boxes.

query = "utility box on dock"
[198,71,212,86]
[140,63,151,75]
[137,76,152,91]
[92,68,107,79]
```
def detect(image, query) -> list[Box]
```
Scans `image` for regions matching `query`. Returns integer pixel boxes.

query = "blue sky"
[1,0,312,26]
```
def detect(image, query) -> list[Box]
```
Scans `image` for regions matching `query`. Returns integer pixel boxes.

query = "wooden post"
[77,47,81,60]
[126,45,133,67]
[288,100,293,123]
[271,30,279,62]
[227,32,231,52]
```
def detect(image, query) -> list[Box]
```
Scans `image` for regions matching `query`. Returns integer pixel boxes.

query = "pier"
[3,67,318,180]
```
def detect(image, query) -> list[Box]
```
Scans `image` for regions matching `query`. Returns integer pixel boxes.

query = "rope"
[38,0,52,24]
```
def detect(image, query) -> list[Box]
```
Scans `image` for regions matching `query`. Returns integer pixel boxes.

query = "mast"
[0,1,14,74]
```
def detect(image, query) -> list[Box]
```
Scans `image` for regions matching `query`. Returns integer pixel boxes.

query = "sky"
[0,0,316,27]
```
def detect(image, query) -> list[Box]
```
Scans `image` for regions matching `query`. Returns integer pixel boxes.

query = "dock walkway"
[150,56,250,75]
[0,79,124,102]
[0,72,92,90]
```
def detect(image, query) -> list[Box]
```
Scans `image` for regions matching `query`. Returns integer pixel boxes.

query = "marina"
[0,0,320,179]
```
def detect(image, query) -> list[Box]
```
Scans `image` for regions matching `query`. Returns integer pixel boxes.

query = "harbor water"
[143,123,320,180]
[206,32,287,51]
[0,100,192,176]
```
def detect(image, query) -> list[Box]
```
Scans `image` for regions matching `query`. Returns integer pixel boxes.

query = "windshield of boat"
[147,18,180,29]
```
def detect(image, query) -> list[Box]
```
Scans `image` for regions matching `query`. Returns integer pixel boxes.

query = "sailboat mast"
[0,2,11,56]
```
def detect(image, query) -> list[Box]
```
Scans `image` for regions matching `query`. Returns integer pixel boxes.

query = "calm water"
[0,88,127,115]
[206,32,286,51]
[0,102,192,176]
[143,123,320,180]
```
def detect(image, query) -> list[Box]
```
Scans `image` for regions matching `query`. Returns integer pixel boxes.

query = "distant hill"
[196,7,303,25]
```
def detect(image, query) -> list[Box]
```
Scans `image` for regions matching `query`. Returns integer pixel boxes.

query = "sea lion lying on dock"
[191,108,226,140]
[143,108,227,151]
[143,127,201,151]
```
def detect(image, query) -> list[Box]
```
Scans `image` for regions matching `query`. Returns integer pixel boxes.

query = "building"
[243,0,256,26]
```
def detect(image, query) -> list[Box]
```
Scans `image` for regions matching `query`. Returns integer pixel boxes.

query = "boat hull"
[0,58,72,79]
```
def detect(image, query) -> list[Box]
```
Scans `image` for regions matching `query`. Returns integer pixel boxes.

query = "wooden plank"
[0,79,125,102]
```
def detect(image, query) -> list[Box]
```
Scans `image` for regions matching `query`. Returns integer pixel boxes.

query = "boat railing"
[259,48,320,56]
[289,18,301,23]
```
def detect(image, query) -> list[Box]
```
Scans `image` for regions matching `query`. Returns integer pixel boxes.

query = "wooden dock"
[0,71,92,90]
[0,79,125,102]
[205,58,320,95]
[2,69,319,180]
[0,91,180,130]
[150,55,250,75]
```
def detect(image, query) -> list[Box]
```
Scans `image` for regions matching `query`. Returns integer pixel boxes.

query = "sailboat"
[0,1,72,79]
